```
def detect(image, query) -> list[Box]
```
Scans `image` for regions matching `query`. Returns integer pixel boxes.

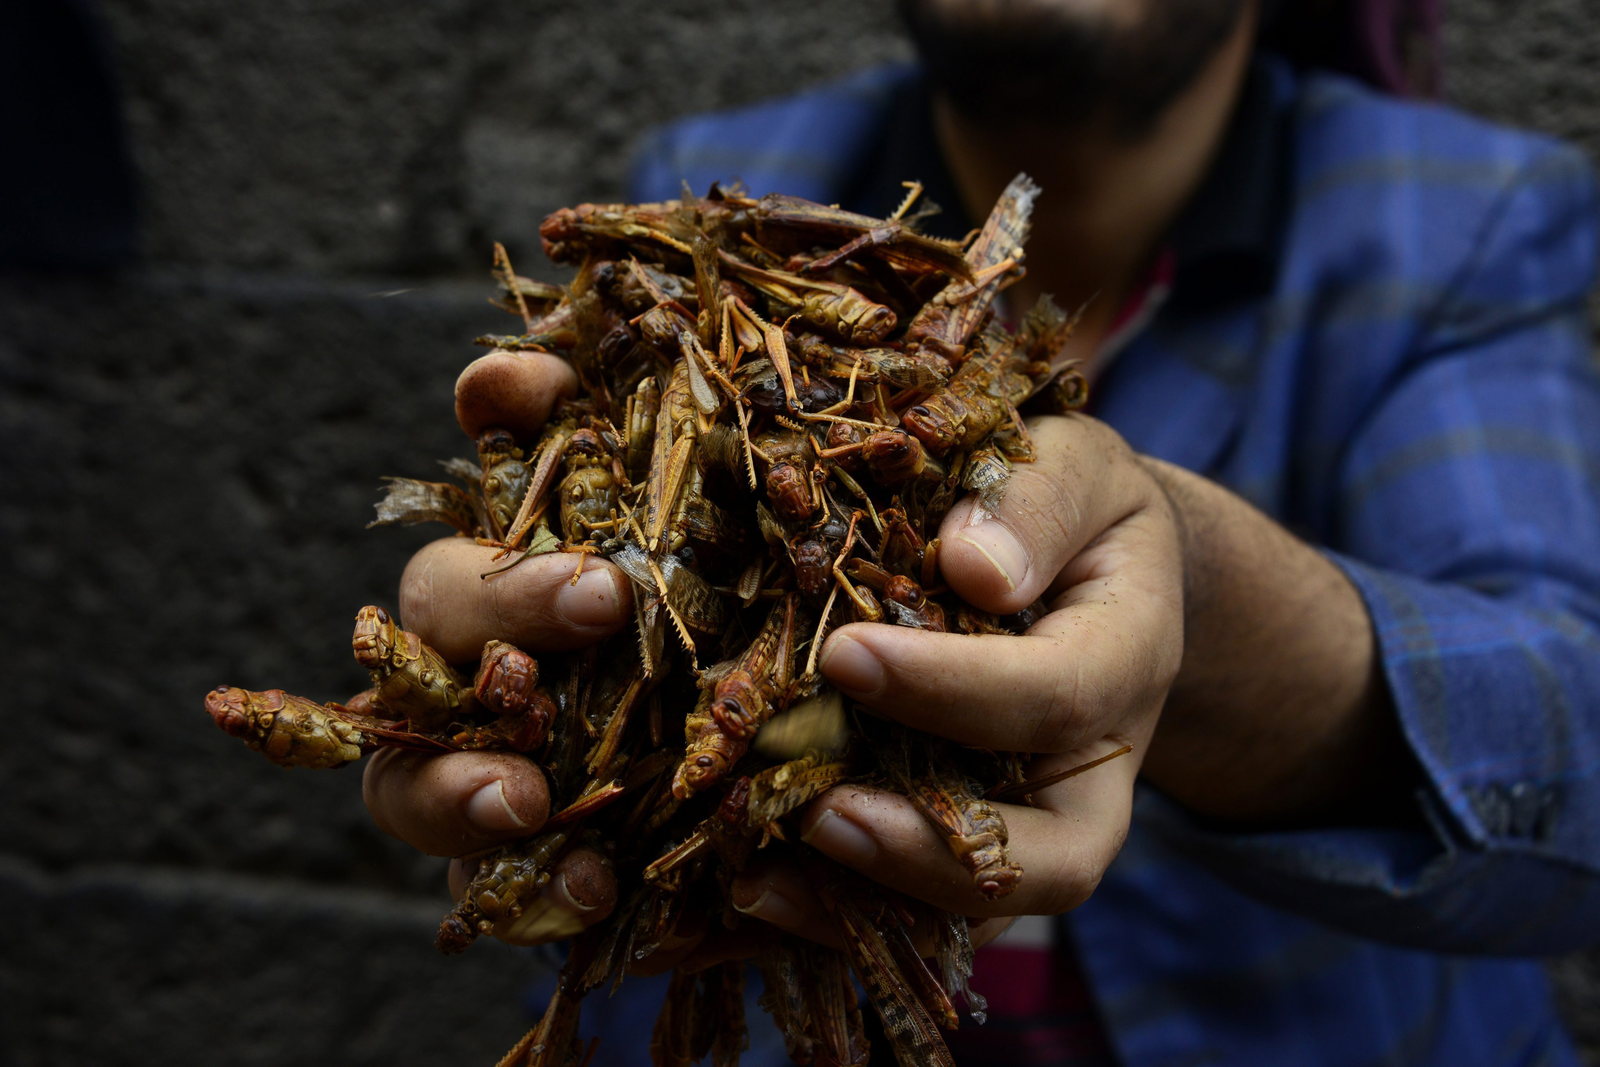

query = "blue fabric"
[630,59,1600,1067]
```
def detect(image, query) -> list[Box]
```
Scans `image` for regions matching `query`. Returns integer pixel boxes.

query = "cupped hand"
[362,349,630,946]
[732,414,1184,943]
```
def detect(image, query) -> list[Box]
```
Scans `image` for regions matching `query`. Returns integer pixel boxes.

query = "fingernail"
[556,567,623,627]
[801,809,878,867]
[553,870,600,912]
[734,887,804,928]
[466,780,527,831]
[956,523,1027,592]
[817,636,885,696]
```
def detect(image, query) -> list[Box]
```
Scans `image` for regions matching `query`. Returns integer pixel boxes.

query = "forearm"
[1136,458,1416,826]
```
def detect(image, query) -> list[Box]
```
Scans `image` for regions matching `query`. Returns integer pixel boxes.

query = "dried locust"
[200,174,1144,1067]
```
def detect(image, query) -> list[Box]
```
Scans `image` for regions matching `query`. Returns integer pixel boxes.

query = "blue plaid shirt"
[629,55,1600,1067]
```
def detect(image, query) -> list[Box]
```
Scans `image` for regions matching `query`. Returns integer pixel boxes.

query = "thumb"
[937,416,1148,614]
[455,348,578,440]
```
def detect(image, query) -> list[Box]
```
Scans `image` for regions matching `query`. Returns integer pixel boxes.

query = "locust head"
[789,536,832,597]
[435,913,478,955]
[205,685,260,739]
[901,405,958,454]
[842,301,897,345]
[861,429,927,483]
[538,206,589,263]
[473,640,539,719]
[352,605,398,671]
[716,777,753,828]
[711,675,766,741]
[977,862,1023,902]
[766,462,814,523]
[476,428,520,461]
[883,575,926,609]
[673,750,731,800]
[563,428,606,467]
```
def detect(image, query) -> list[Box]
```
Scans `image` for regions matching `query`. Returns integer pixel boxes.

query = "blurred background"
[1,0,1596,1063]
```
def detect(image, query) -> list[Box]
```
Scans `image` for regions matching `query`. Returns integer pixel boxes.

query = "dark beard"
[896,0,1250,139]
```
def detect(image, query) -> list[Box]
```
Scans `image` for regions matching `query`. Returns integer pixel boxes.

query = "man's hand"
[362,350,632,946]
[728,415,1184,941]
[729,407,1411,942]
[363,349,1403,954]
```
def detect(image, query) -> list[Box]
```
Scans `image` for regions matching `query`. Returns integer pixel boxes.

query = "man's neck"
[930,6,1257,360]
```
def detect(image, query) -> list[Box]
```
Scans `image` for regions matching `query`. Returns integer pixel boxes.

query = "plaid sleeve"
[627,65,912,204]
[1144,143,1600,955]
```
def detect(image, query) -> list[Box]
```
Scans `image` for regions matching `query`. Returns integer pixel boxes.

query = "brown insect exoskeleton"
[558,426,620,548]
[720,251,898,346]
[900,335,1039,459]
[203,687,368,769]
[750,425,819,523]
[538,199,699,264]
[351,605,468,732]
[199,170,1159,1067]
[815,869,959,1066]
[477,428,534,540]
[906,773,1023,901]
[674,594,806,798]
[435,829,573,954]
[751,186,972,279]
[902,172,1039,366]
[465,640,556,752]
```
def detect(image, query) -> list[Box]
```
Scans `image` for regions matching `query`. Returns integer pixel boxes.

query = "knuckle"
[488,557,572,645]
[1014,469,1084,549]
[397,544,445,632]
[1023,643,1094,752]
[1039,846,1113,916]
[360,753,397,833]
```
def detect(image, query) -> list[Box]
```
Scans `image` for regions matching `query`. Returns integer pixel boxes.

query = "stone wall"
[1,0,1595,1062]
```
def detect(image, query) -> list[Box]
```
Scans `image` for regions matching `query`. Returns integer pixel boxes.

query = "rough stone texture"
[0,271,504,892]
[0,855,547,1066]
[103,0,911,277]
[1445,0,1600,165]
[0,269,562,1064]
[3,0,1599,1063]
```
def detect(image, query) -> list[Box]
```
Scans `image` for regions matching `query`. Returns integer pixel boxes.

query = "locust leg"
[495,431,570,560]
[985,743,1135,804]
[817,873,956,1067]
[492,241,534,333]
[807,509,866,674]
[563,543,601,584]
[1004,397,1037,462]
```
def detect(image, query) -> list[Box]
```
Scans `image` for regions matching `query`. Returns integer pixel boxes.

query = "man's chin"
[896,0,1250,137]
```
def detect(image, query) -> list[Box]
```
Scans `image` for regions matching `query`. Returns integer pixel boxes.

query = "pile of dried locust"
[203,174,1126,1067]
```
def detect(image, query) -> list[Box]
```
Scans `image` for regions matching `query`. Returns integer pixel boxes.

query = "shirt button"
[1536,786,1561,841]
[1471,784,1511,836]
[1508,782,1541,837]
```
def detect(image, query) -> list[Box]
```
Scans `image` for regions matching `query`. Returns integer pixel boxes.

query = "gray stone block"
[1446,0,1600,167]
[0,855,551,1066]
[0,269,509,894]
[100,0,910,277]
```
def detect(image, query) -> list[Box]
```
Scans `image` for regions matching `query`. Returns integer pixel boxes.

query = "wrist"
[1134,458,1407,825]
